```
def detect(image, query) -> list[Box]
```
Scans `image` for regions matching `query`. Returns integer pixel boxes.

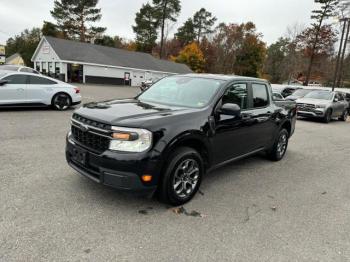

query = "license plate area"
[72,147,88,166]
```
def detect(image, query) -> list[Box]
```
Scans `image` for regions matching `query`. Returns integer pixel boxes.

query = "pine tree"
[152,0,181,58]
[133,3,159,53]
[193,8,217,42]
[50,0,106,42]
[175,18,196,46]
[304,0,339,85]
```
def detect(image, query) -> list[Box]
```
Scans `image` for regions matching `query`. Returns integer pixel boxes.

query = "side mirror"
[334,98,339,102]
[219,103,241,116]
[0,80,8,86]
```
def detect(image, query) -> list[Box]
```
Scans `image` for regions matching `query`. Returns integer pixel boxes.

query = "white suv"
[0,72,81,110]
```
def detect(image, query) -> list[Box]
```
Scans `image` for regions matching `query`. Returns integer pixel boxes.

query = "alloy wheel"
[172,159,200,199]
[54,94,70,110]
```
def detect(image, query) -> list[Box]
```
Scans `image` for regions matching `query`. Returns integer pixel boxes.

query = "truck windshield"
[138,76,224,108]
[304,91,333,100]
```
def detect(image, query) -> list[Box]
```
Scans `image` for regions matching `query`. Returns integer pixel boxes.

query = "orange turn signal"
[142,175,152,182]
[112,133,130,140]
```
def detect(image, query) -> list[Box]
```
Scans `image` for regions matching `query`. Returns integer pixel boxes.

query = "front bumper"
[297,109,325,118]
[65,135,158,195]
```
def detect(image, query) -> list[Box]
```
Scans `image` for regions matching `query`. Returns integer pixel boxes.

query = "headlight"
[109,126,152,152]
[316,104,326,109]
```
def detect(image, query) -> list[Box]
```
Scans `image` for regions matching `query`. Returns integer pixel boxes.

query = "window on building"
[28,75,56,85]
[252,83,269,108]
[222,83,248,110]
[3,74,27,84]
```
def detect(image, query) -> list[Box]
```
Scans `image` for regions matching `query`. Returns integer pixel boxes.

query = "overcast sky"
[0,0,319,45]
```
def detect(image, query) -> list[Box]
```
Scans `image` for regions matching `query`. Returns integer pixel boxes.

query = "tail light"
[74,87,80,94]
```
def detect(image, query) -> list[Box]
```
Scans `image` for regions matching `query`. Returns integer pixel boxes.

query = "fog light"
[142,175,152,182]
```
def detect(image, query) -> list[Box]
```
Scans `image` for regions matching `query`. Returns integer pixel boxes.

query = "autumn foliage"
[172,42,205,73]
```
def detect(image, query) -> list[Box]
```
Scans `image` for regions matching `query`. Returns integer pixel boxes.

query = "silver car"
[296,90,349,123]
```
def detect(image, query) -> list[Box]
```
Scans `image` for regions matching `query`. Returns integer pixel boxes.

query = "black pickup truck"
[66,74,297,205]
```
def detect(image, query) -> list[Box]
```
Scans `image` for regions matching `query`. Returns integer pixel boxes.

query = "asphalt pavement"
[1,84,350,262]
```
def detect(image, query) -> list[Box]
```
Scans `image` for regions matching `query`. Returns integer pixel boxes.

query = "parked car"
[272,92,285,101]
[0,71,81,110]
[271,84,301,98]
[66,74,297,205]
[296,90,349,123]
[285,88,316,101]
[0,65,40,74]
[140,80,153,92]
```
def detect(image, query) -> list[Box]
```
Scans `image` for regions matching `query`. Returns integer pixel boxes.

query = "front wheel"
[267,129,289,161]
[323,109,332,123]
[158,147,204,206]
[339,110,348,122]
[52,93,72,111]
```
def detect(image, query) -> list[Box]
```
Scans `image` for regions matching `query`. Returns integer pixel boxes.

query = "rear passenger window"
[222,83,248,109]
[252,83,269,108]
[3,74,27,84]
[28,76,56,85]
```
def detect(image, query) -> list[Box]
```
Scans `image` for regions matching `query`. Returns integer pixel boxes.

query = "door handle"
[17,88,25,91]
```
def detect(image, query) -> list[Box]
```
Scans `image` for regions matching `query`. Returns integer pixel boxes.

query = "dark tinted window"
[3,74,27,84]
[28,75,56,85]
[222,83,248,109]
[337,93,344,101]
[252,83,269,108]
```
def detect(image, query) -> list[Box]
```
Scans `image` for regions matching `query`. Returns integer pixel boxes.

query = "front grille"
[71,125,110,152]
[297,103,316,111]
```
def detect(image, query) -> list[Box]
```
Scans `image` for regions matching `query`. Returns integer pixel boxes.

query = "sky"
[0,0,319,46]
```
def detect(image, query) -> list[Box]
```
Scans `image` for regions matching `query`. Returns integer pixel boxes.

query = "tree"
[152,0,181,58]
[6,28,42,66]
[42,21,60,37]
[193,8,217,42]
[210,22,266,76]
[172,42,205,72]
[235,23,266,77]
[133,3,159,53]
[304,0,339,85]
[94,35,116,47]
[175,18,196,46]
[264,38,291,83]
[50,0,106,42]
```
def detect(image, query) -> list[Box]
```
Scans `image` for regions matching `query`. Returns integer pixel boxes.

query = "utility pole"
[332,18,348,91]
[337,19,350,87]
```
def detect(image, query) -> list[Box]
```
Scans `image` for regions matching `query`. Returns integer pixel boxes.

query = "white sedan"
[0,71,81,110]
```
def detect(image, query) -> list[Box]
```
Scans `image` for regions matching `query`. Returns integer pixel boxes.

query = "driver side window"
[222,83,248,110]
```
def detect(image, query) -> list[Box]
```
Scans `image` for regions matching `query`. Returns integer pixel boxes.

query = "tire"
[158,147,204,206]
[52,93,72,111]
[339,110,348,122]
[267,129,289,161]
[323,109,332,123]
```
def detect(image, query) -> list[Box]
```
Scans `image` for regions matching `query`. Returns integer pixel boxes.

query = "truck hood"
[75,99,193,127]
[296,98,330,106]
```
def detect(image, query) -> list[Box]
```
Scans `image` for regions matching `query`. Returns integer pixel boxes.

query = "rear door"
[26,75,57,104]
[0,74,27,104]
[247,82,277,149]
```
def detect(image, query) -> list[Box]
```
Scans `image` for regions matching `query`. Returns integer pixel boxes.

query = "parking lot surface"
[1,84,350,262]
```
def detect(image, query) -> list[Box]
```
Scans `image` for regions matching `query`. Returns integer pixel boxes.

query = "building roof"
[41,36,192,74]
[6,53,22,63]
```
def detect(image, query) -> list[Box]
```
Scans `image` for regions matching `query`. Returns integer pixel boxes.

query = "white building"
[31,36,192,86]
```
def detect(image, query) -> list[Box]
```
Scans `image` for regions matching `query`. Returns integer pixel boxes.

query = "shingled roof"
[42,36,192,74]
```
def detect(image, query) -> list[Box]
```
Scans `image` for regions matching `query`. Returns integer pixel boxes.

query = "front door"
[0,74,27,104]
[211,82,255,164]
